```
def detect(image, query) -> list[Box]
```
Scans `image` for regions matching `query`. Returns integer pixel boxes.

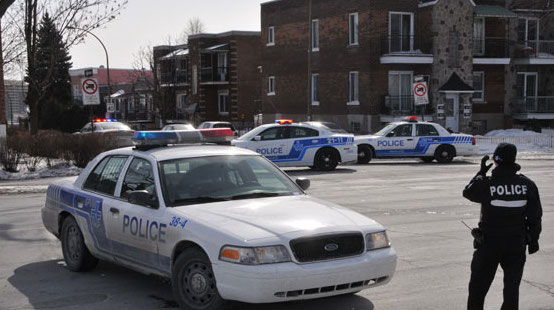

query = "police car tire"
[61,216,99,272]
[314,148,339,171]
[434,145,454,163]
[172,248,225,310]
[357,145,373,164]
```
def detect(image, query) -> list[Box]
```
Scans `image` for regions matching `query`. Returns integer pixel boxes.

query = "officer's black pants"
[467,236,526,310]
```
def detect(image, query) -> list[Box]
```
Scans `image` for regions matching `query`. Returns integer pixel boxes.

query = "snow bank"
[484,129,542,137]
[477,129,554,155]
[0,160,81,181]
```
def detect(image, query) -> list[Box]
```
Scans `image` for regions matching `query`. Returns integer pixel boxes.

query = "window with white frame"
[349,13,359,45]
[472,72,485,102]
[473,17,485,56]
[312,19,319,51]
[218,91,229,115]
[311,74,319,105]
[176,93,186,111]
[389,12,414,52]
[267,26,275,46]
[388,71,413,112]
[268,76,275,95]
[518,18,539,51]
[348,72,359,104]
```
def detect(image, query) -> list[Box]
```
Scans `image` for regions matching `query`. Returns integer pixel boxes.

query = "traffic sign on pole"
[413,81,429,106]
[81,78,101,105]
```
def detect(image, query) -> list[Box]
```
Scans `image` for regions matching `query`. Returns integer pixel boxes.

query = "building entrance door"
[445,93,459,132]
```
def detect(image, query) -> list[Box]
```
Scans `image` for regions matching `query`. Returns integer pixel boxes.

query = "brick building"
[261,0,554,134]
[153,31,261,128]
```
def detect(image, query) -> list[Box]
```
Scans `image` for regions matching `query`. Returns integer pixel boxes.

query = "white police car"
[355,117,478,164]
[41,128,397,309]
[231,120,357,171]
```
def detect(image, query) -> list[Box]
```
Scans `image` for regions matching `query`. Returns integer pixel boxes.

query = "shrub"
[66,133,112,168]
[0,132,26,172]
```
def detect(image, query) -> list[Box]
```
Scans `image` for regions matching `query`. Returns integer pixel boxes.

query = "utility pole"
[307,0,312,121]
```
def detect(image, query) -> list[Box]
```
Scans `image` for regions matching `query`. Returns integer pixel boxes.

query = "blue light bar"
[132,129,234,147]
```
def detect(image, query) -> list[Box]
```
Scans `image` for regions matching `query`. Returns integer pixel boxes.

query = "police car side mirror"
[128,190,159,209]
[253,135,262,141]
[296,178,310,191]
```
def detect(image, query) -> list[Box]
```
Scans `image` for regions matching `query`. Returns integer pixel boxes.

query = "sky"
[69,0,267,70]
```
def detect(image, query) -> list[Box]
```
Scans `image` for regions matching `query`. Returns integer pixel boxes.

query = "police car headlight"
[219,245,291,265]
[366,231,391,251]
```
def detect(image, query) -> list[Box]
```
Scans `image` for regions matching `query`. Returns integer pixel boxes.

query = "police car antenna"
[461,220,473,231]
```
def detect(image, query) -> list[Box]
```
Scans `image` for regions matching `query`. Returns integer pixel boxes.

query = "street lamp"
[68,26,111,120]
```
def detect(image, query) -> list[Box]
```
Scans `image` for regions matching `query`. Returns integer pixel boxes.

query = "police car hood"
[354,134,380,141]
[174,195,380,241]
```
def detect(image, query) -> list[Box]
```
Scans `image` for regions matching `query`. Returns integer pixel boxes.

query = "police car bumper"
[213,246,397,303]
[340,148,358,164]
[456,144,479,156]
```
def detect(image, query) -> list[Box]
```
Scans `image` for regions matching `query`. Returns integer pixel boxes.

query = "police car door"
[81,155,130,258]
[107,157,167,270]
[249,126,295,166]
[415,123,441,156]
[375,123,418,156]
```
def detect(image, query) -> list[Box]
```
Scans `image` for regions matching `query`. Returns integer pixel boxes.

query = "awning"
[110,89,125,98]
[184,103,198,114]
[439,73,474,93]
[160,48,189,60]
[202,44,230,52]
[474,5,517,18]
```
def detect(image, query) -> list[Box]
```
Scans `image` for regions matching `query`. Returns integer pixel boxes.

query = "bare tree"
[0,0,17,131]
[22,0,128,134]
[177,17,205,44]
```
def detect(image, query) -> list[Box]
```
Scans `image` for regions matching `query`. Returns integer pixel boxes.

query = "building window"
[268,76,275,96]
[267,26,275,46]
[388,71,414,112]
[218,91,229,115]
[473,17,485,56]
[518,18,539,52]
[348,72,359,105]
[349,13,359,45]
[350,121,361,133]
[311,74,319,105]
[472,72,485,102]
[389,12,414,52]
[312,19,319,51]
[176,93,186,111]
[449,31,460,67]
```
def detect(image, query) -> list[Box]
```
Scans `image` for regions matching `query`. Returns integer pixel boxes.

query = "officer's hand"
[479,155,493,176]
[529,240,539,255]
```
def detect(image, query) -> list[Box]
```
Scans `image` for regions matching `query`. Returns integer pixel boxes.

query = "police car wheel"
[61,216,98,272]
[434,146,454,163]
[357,145,372,164]
[172,248,225,310]
[314,148,339,171]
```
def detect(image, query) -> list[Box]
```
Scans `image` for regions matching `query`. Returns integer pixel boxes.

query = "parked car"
[161,123,195,131]
[198,121,238,136]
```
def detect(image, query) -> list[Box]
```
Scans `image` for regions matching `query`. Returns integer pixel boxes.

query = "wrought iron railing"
[513,96,554,113]
[385,95,416,114]
[473,37,509,58]
[517,40,554,58]
[200,66,229,82]
[381,35,433,55]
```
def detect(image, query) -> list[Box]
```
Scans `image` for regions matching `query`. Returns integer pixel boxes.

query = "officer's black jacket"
[463,164,542,242]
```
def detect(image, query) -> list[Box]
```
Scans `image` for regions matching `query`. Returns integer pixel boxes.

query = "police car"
[355,117,478,164]
[41,128,397,309]
[231,120,357,171]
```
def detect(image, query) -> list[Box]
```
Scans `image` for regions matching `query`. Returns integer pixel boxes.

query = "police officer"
[463,143,542,310]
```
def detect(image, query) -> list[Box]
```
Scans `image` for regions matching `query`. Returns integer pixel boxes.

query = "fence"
[476,134,554,148]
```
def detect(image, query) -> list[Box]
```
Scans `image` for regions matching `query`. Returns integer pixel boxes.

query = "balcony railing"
[381,35,433,55]
[160,69,188,84]
[517,40,554,58]
[200,66,229,82]
[473,37,509,58]
[385,96,416,114]
[513,97,554,113]
[126,110,152,121]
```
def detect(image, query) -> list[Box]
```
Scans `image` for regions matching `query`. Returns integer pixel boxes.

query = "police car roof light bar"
[404,116,419,123]
[93,118,118,123]
[276,119,293,125]
[132,128,234,147]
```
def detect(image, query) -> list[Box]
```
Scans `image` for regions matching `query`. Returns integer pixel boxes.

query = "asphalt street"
[0,156,552,310]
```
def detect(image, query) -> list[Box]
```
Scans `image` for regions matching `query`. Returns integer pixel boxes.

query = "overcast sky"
[69,0,267,70]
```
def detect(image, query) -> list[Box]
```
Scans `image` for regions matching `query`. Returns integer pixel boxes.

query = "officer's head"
[493,143,517,166]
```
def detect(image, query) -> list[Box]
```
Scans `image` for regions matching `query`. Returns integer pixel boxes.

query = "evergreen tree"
[26,12,75,131]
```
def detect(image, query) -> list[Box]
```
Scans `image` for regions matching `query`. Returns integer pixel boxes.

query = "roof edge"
[189,31,261,40]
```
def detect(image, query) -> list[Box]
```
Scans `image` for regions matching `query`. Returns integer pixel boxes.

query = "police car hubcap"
[182,261,216,305]
[67,226,82,261]
[190,273,207,294]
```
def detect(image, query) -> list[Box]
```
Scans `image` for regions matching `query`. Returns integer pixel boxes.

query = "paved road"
[1,157,552,309]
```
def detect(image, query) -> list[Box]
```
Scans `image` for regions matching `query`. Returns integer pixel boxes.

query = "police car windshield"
[160,155,302,207]
[373,124,396,136]
[97,122,132,131]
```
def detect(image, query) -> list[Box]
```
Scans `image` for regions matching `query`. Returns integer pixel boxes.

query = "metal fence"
[476,134,554,148]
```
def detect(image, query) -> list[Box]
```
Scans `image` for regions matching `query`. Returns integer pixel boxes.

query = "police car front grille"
[289,232,365,263]
[273,277,389,298]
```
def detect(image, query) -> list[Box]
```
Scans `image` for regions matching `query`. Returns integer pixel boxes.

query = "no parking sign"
[81,78,100,105]
[413,81,429,106]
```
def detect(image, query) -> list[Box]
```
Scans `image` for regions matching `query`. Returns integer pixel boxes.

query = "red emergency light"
[275,119,293,125]
[404,116,419,122]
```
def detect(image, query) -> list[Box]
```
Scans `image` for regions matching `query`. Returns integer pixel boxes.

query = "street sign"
[81,78,100,105]
[106,102,115,113]
[84,69,93,77]
[413,81,429,106]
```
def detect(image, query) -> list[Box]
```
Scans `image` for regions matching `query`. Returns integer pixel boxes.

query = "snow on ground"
[477,129,554,156]
[483,128,543,137]
[0,159,82,181]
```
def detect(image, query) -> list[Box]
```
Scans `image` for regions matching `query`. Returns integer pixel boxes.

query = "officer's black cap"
[493,143,517,165]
